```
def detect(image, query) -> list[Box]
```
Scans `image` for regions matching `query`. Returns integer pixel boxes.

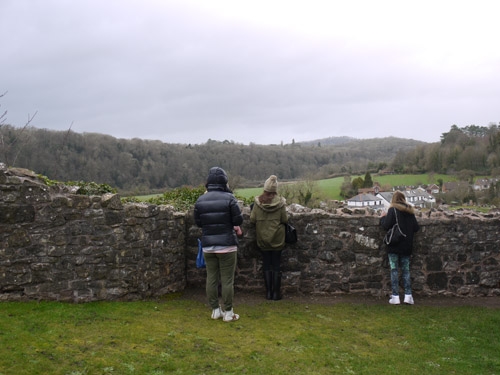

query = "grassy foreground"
[1,295,499,375]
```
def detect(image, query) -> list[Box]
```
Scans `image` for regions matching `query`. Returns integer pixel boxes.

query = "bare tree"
[0,92,37,166]
[0,92,7,125]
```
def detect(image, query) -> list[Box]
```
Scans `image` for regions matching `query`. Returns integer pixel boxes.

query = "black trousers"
[261,250,282,272]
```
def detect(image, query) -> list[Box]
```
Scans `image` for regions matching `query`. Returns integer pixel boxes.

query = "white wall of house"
[347,194,383,209]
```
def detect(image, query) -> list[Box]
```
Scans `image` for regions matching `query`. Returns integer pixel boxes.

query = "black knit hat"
[206,167,228,186]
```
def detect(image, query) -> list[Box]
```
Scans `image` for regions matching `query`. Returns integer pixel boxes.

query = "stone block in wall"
[426,254,443,271]
[427,272,448,290]
[68,195,92,209]
[479,271,499,287]
[125,203,159,218]
[5,228,32,247]
[0,205,36,224]
[101,193,123,210]
[104,210,124,226]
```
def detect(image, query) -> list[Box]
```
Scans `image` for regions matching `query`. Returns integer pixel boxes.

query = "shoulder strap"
[393,207,399,226]
[393,207,406,237]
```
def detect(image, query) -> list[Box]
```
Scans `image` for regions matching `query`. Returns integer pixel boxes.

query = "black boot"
[272,271,282,301]
[264,270,273,300]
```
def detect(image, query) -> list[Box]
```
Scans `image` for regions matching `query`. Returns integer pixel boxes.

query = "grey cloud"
[2,0,500,145]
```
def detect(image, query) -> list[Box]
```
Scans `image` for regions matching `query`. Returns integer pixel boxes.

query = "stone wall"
[187,206,500,299]
[1,166,499,302]
[0,166,186,302]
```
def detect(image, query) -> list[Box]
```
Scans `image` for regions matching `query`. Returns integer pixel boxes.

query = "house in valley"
[346,193,383,210]
[376,188,436,209]
[473,178,499,191]
[405,188,436,208]
[426,184,440,194]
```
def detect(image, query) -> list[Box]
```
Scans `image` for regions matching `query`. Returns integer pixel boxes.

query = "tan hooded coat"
[250,195,288,251]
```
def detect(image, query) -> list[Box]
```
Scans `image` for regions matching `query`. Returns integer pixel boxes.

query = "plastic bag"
[196,238,206,268]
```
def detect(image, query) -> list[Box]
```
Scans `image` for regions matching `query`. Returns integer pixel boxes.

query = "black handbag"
[383,208,406,246]
[285,222,298,244]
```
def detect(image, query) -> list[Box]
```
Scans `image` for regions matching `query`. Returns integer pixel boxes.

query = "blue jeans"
[204,252,237,311]
[388,253,411,295]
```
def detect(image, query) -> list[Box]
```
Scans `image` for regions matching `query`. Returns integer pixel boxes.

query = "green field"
[132,174,454,203]
[235,174,453,201]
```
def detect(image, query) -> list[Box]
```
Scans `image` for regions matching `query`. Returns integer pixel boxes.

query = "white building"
[347,193,384,209]
[376,188,436,209]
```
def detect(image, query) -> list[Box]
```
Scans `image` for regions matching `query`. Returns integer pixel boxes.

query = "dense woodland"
[393,124,500,176]
[0,125,421,192]
[1,123,499,195]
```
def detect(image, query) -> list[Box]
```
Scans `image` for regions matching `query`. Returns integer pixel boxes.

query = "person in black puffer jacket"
[380,191,420,305]
[194,167,243,322]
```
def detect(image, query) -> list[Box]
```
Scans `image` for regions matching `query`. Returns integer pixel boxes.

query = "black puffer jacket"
[194,168,243,248]
[380,203,420,256]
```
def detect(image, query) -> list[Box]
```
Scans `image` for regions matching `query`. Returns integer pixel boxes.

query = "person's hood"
[254,195,286,212]
[206,167,228,185]
[205,167,231,192]
[390,202,415,215]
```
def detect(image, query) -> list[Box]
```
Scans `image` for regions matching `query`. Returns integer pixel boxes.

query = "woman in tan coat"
[250,175,288,300]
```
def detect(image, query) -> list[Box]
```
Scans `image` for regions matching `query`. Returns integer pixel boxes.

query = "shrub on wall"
[37,174,117,195]
[147,185,206,211]
[141,185,254,210]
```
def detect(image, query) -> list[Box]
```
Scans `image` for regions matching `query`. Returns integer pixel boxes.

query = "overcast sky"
[2,0,499,145]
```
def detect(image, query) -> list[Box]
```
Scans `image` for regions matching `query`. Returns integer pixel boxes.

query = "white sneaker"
[223,308,240,322]
[389,295,400,305]
[211,306,223,320]
[404,294,414,305]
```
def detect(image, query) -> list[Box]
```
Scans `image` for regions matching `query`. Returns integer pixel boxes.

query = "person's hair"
[258,191,276,204]
[391,190,407,205]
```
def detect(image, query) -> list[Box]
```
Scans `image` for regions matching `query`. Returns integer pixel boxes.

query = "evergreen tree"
[363,172,373,188]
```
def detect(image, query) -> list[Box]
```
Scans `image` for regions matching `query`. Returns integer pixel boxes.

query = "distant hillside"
[0,125,431,193]
[299,136,427,148]
[298,136,356,146]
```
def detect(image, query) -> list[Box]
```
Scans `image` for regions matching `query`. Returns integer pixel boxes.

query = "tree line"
[1,122,499,196]
[392,124,500,177]
[0,125,421,194]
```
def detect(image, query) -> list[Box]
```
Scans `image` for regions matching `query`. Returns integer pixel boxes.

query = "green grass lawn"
[1,295,499,375]
[236,174,452,201]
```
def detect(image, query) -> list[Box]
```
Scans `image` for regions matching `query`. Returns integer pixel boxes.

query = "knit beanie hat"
[264,175,278,193]
[206,167,228,186]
